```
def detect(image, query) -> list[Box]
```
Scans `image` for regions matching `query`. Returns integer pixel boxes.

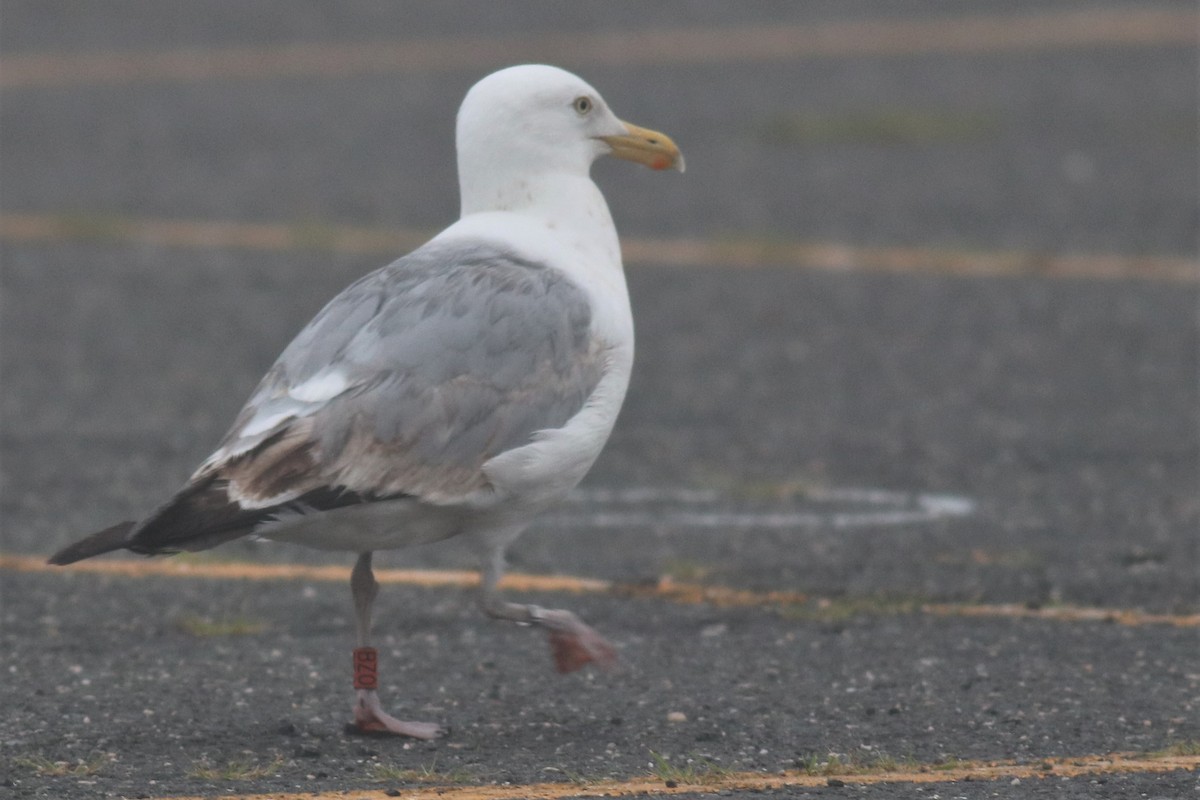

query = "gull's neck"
[459,169,621,267]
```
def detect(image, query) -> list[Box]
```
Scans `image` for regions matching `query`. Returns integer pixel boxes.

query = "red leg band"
[353,647,378,691]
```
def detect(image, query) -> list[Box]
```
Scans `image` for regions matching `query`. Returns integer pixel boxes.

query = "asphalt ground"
[1,2,1198,799]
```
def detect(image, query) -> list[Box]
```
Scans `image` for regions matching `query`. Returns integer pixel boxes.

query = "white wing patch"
[288,371,350,403]
[209,372,350,462]
[240,409,296,438]
[227,482,304,511]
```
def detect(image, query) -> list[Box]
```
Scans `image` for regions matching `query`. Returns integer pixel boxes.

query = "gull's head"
[456,65,683,215]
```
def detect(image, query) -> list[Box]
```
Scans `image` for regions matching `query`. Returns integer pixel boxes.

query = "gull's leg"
[479,546,617,673]
[349,552,445,738]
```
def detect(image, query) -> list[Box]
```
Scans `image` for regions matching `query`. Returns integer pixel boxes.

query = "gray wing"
[203,237,607,507]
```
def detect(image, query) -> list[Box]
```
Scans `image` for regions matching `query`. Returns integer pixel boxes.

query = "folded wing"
[118,238,607,556]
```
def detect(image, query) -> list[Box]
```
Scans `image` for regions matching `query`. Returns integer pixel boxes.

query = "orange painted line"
[3,212,1195,282]
[0,553,607,594]
[621,236,1200,283]
[1,8,1194,90]
[922,602,1200,629]
[0,553,797,607]
[0,212,431,255]
[4,553,1197,627]
[155,751,1200,800]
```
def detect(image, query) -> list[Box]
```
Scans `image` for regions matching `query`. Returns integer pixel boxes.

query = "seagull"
[48,64,683,739]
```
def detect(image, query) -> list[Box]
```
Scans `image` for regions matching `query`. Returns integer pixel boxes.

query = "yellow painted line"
[1,8,1194,90]
[5,553,1197,627]
[157,751,1200,800]
[3,212,1195,282]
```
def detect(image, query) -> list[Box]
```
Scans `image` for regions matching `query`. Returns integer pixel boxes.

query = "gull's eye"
[572,96,593,116]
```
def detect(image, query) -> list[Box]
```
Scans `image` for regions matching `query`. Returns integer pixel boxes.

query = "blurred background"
[1,2,1198,794]
[3,1,1196,252]
[2,1,1197,610]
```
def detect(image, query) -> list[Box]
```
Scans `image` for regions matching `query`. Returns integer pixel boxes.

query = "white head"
[456,64,683,217]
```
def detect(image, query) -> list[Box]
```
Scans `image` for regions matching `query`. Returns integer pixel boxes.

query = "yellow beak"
[600,121,685,173]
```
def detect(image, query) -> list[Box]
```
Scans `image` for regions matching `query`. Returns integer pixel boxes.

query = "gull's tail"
[47,521,136,565]
[46,471,388,567]
[45,475,256,566]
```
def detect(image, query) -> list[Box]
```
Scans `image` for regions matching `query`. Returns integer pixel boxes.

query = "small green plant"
[648,750,732,785]
[822,753,852,776]
[370,758,471,784]
[1156,740,1200,757]
[562,768,595,786]
[541,766,595,786]
[696,473,823,502]
[16,754,108,777]
[794,753,824,775]
[866,753,914,772]
[177,614,267,637]
[796,750,917,776]
[661,559,713,582]
[186,756,283,780]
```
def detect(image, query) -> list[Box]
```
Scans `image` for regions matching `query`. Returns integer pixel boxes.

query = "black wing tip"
[47,521,137,565]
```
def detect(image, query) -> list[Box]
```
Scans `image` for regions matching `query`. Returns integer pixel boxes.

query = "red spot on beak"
[651,156,670,171]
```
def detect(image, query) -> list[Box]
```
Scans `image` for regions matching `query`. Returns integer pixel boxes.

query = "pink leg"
[538,608,619,673]
[353,687,444,739]
[349,553,446,738]
[479,549,618,673]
